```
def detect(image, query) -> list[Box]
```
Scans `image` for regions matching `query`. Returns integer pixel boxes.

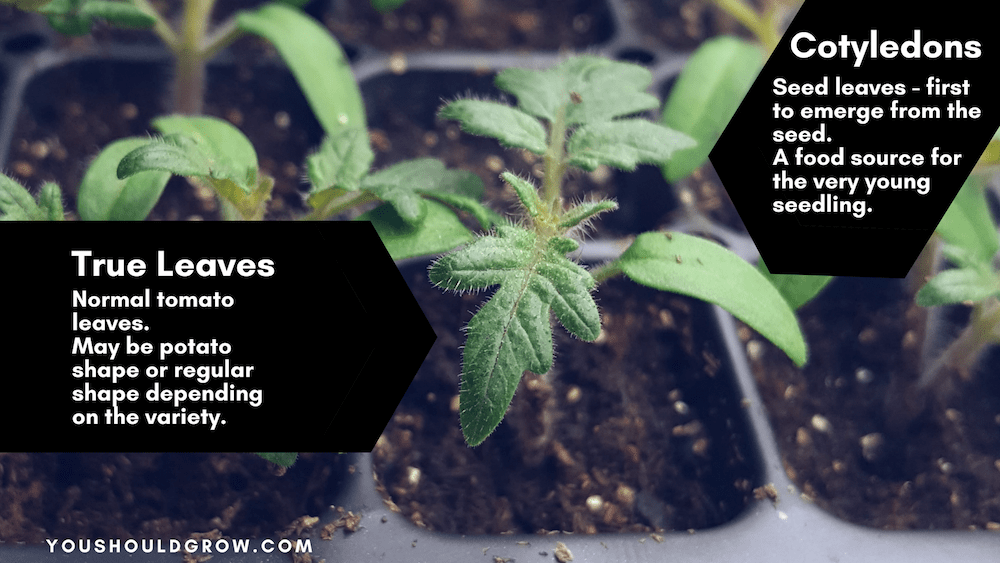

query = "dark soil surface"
[373,268,762,534]
[325,0,614,52]
[0,453,348,544]
[746,275,1000,530]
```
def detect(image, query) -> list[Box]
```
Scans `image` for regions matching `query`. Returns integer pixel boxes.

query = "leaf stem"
[173,0,216,114]
[712,0,780,55]
[542,104,568,215]
[129,0,178,50]
[589,259,624,285]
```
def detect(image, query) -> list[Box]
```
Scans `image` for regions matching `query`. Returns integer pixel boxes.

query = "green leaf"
[935,176,998,262]
[79,0,154,28]
[40,0,92,36]
[495,55,659,125]
[757,259,832,310]
[306,128,375,207]
[238,3,366,136]
[80,137,170,221]
[420,191,500,231]
[118,116,272,220]
[439,100,548,155]
[38,182,65,221]
[0,173,46,220]
[361,158,484,227]
[558,199,618,229]
[916,246,1000,306]
[359,199,475,260]
[117,134,210,178]
[371,0,409,12]
[255,452,298,467]
[151,115,259,189]
[429,224,600,446]
[616,232,806,366]
[567,119,696,171]
[661,36,762,182]
[502,172,541,217]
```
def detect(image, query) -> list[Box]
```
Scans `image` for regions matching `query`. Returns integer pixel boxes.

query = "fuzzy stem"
[589,259,624,285]
[173,0,216,114]
[921,296,1000,386]
[542,104,568,214]
[202,16,244,60]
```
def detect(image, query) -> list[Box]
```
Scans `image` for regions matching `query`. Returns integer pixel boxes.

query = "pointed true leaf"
[421,191,500,231]
[0,173,45,220]
[80,137,170,221]
[558,199,618,229]
[935,176,999,262]
[501,172,541,217]
[495,55,660,125]
[306,129,374,193]
[237,3,366,136]
[429,225,600,445]
[916,247,1000,307]
[439,100,548,155]
[616,232,806,366]
[661,36,762,182]
[362,158,484,227]
[152,115,259,190]
[359,199,475,260]
[567,119,696,171]
[117,134,212,180]
[38,182,65,221]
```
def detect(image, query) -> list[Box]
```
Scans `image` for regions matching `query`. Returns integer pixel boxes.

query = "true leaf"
[238,3,366,137]
[359,199,475,260]
[151,115,259,189]
[429,224,600,446]
[80,137,170,221]
[935,176,998,262]
[420,191,499,231]
[361,158,484,227]
[661,36,762,182]
[306,128,375,210]
[438,100,548,155]
[615,232,806,366]
[0,173,46,220]
[495,56,659,125]
[119,116,273,220]
[567,119,696,171]
[502,172,541,217]
[558,199,618,229]
[38,182,65,221]
[916,244,1000,306]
